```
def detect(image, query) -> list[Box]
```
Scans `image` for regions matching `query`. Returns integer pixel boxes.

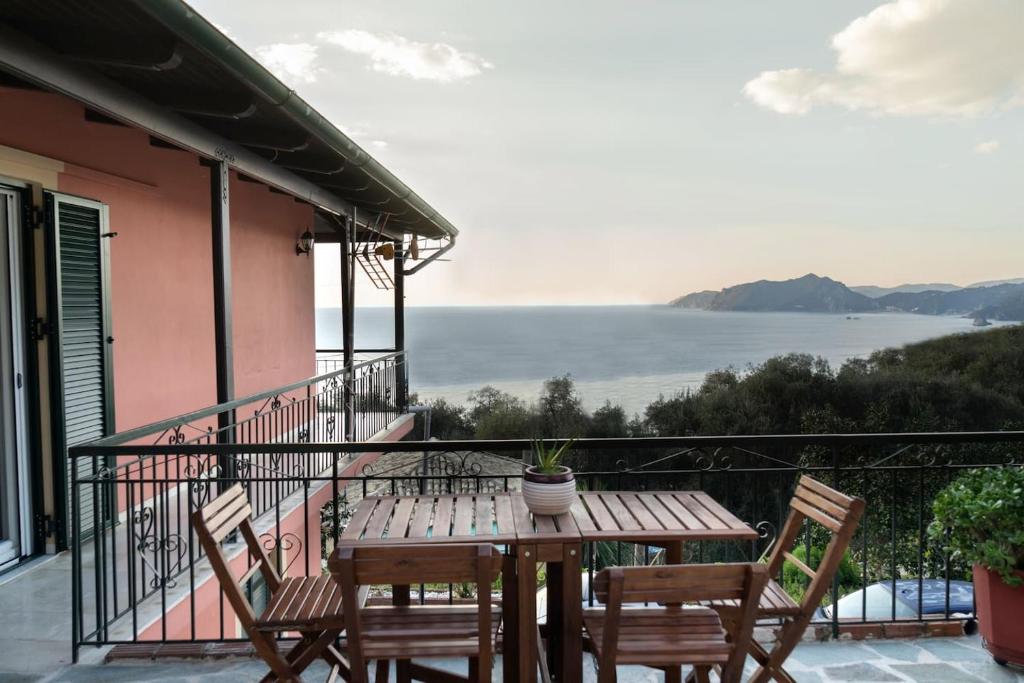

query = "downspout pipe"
[135,0,458,239]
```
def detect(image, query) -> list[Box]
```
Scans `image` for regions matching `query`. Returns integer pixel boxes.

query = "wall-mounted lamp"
[295,230,314,256]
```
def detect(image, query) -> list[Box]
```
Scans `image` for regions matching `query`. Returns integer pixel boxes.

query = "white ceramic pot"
[522,466,577,515]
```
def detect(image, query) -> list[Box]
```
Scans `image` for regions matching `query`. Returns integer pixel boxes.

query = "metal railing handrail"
[77,350,406,448]
[69,430,1024,458]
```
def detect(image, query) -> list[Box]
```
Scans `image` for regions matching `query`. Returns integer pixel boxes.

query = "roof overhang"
[0,0,457,240]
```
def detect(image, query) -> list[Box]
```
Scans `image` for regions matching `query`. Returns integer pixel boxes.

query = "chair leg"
[662,666,682,683]
[373,659,390,683]
[597,660,617,683]
[469,656,479,681]
[693,667,711,683]
[748,619,802,683]
[253,631,301,682]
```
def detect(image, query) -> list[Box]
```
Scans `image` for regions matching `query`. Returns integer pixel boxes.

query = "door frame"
[0,179,36,567]
[45,191,115,550]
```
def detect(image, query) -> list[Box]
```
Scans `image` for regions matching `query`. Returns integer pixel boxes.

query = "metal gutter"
[134,0,459,238]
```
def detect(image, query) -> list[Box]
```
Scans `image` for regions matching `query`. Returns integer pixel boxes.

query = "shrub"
[782,545,860,603]
[928,467,1024,586]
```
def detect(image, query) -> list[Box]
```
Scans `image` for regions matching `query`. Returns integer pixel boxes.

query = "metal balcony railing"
[68,429,1024,659]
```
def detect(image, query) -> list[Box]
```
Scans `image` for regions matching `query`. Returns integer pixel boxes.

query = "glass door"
[0,184,31,568]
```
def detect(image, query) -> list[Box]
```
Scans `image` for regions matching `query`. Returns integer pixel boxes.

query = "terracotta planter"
[973,564,1024,666]
[522,466,577,516]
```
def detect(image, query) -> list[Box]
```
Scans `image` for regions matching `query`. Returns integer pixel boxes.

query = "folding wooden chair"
[707,475,865,683]
[329,543,502,683]
[583,562,768,683]
[192,484,349,682]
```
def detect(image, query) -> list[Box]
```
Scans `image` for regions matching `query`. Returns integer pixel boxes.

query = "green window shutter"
[47,193,114,541]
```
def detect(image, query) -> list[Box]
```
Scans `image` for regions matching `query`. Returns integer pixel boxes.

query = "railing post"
[71,452,80,663]
[831,444,841,640]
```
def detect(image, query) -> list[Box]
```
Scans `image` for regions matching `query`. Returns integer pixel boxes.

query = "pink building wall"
[0,87,316,432]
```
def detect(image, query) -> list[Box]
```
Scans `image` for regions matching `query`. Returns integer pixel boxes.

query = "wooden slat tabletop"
[338,491,754,546]
[572,491,757,542]
[509,494,580,543]
[337,494,519,545]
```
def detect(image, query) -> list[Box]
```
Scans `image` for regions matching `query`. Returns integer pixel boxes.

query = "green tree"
[537,374,589,437]
[588,401,629,438]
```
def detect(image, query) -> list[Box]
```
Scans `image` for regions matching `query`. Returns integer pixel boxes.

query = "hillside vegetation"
[416,325,1024,440]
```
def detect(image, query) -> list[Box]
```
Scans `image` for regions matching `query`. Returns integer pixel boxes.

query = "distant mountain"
[669,275,1024,321]
[971,291,1024,322]
[877,283,1024,316]
[850,283,961,298]
[669,290,717,309]
[966,277,1024,288]
[674,274,878,313]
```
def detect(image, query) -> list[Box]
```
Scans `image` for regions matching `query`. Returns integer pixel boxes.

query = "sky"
[190,0,1024,306]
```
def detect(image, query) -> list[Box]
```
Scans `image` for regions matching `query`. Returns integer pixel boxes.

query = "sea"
[316,306,1004,416]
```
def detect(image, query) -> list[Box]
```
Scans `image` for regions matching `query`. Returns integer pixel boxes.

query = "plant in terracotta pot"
[929,467,1024,666]
[522,438,577,515]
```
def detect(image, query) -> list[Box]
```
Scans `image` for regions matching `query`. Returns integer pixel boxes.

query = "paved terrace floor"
[4,629,1024,682]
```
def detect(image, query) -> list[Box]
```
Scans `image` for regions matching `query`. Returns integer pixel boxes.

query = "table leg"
[665,541,683,565]
[663,542,684,683]
[546,556,563,675]
[559,543,582,683]
[503,550,520,683]
[517,545,538,683]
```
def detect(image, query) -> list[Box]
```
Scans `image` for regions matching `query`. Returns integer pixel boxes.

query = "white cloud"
[745,0,1024,117]
[974,139,1001,154]
[318,29,492,82]
[253,42,320,85]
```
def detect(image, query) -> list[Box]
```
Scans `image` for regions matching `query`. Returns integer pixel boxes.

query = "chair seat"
[582,607,732,666]
[255,576,344,631]
[705,578,801,617]
[357,605,501,659]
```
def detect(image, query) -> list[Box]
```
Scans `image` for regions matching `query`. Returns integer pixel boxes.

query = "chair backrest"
[594,562,768,683]
[330,544,502,677]
[191,484,281,634]
[766,475,865,612]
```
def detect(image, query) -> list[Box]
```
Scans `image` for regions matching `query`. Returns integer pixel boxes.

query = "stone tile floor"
[2,635,1019,683]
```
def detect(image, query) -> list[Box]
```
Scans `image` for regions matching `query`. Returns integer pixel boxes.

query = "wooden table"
[336,491,756,683]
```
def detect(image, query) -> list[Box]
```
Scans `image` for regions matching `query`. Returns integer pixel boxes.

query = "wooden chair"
[707,475,865,683]
[192,484,349,682]
[583,562,768,683]
[329,543,502,683]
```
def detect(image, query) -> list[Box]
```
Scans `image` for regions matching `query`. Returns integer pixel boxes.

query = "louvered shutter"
[48,193,114,540]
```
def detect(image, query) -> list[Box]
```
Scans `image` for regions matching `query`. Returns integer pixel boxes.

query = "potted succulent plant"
[522,438,578,515]
[929,467,1024,666]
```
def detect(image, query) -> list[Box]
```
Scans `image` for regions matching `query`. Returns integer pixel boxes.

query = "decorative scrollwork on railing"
[255,393,296,417]
[260,532,302,577]
[132,505,188,589]
[168,426,186,445]
[754,520,778,561]
[694,448,733,471]
[152,422,215,446]
[439,452,484,477]
[184,456,220,507]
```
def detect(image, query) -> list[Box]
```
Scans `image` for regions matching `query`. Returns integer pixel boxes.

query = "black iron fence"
[68,351,407,657]
[69,431,1024,660]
